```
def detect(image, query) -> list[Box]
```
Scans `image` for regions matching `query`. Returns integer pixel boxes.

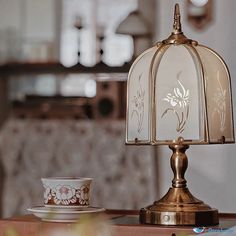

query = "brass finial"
[162,3,194,45]
[173,3,182,34]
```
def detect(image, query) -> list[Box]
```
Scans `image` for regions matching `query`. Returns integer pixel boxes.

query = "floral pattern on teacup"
[43,184,90,206]
[44,187,52,204]
[76,185,90,205]
[52,185,77,205]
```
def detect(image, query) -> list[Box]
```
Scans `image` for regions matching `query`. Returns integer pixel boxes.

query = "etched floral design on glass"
[212,71,226,132]
[131,74,145,133]
[162,71,190,133]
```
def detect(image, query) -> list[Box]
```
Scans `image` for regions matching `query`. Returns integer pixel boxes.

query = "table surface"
[1,210,236,236]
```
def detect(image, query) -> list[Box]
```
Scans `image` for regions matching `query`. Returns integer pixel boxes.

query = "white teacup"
[41,177,92,209]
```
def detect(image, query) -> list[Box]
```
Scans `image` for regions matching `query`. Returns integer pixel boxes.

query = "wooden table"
[0,210,236,236]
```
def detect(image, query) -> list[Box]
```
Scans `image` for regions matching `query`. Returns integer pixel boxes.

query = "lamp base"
[140,140,219,226]
[140,187,218,225]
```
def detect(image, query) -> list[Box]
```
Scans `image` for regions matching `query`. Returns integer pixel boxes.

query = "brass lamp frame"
[126,4,234,226]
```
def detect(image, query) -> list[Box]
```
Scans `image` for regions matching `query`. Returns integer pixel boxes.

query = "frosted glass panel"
[127,47,157,143]
[155,45,202,142]
[196,46,234,143]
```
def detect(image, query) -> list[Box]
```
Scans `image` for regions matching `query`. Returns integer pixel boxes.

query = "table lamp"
[126,4,234,226]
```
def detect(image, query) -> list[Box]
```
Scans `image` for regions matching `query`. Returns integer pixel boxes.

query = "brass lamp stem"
[170,143,189,188]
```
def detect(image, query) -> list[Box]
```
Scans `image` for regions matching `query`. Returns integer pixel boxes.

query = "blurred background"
[0,0,235,218]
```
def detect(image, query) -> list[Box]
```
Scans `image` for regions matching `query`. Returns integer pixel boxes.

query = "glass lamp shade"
[126,39,235,145]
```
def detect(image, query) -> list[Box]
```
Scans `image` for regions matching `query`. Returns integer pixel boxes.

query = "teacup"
[41,177,92,209]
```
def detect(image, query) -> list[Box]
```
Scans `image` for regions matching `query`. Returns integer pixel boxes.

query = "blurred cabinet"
[0,62,129,121]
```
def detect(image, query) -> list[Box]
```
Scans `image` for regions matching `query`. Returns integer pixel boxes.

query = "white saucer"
[44,204,89,210]
[27,206,106,222]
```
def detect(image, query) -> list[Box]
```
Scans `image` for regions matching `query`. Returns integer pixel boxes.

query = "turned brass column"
[170,142,188,188]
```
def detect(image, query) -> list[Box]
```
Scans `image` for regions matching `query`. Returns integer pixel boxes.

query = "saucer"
[44,204,89,210]
[27,206,106,222]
